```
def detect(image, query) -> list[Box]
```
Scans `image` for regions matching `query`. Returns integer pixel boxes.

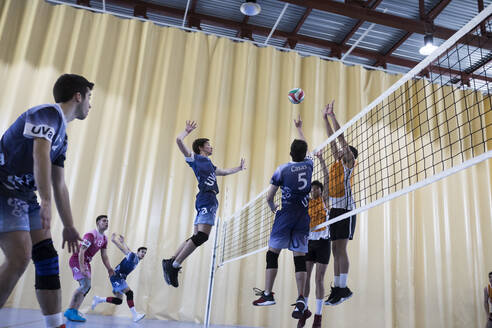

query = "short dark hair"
[290,139,308,162]
[489,271,492,277]
[311,180,323,192]
[96,215,107,223]
[53,74,94,103]
[192,138,210,155]
[349,145,358,160]
[137,247,147,252]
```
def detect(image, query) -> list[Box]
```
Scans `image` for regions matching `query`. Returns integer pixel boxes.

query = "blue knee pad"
[32,239,60,290]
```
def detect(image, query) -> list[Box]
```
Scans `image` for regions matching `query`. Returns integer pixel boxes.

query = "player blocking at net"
[323,101,358,306]
[162,120,246,288]
[253,115,313,320]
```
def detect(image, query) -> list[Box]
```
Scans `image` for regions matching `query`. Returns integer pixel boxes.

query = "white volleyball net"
[217,4,492,267]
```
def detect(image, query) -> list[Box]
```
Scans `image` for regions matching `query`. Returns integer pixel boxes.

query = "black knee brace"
[32,239,60,290]
[293,255,306,272]
[125,290,134,300]
[190,231,208,247]
[266,251,279,269]
[112,297,123,305]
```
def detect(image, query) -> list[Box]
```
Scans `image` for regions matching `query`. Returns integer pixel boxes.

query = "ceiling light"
[419,34,438,56]
[240,1,261,16]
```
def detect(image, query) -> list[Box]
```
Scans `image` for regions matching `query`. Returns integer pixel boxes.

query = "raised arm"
[176,120,197,158]
[315,151,330,205]
[216,158,246,176]
[324,101,355,168]
[100,248,114,277]
[266,184,280,214]
[323,101,341,161]
[52,165,82,253]
[111,233,132,255]
[294,115,307,143]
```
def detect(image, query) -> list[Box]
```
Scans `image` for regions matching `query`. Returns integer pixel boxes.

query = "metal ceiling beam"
[374,0,452,68]
[93,0,491,83]
[277,0,492,50]
[337,0,383,58]
[283,8,312,48]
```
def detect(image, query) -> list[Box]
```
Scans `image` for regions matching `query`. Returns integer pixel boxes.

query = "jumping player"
[162,120,245,288]
[91,233,146,322]
[0,74,92,328]
[322,101,358,306]
[253,115,313,321]
[64,215,113,322]
[298,151,330,328]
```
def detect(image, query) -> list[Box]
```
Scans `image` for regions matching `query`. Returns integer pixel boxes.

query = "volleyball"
[288,88,305,104]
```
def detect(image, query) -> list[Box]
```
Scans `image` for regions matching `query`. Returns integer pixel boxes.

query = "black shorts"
[305,238,331,264]
[328,208,356,241]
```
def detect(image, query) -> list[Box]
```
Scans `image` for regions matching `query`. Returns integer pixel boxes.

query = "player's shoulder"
[28,104,62,118]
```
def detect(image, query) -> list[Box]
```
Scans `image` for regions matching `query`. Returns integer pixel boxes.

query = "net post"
[204,216,220,328]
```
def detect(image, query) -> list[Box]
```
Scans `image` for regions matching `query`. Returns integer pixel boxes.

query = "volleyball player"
[91,233,146,322]
[0,74,92,328]
[253,116,313,321]
[322,101,358,306]
[162,120,245,288]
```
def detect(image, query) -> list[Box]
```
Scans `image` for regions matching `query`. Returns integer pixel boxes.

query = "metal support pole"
[204,216,220,328]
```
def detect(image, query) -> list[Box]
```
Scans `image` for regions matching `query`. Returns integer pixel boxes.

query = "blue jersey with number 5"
[271,157,313,210]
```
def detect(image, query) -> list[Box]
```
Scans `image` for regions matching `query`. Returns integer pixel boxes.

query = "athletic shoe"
[161,259,172,285]
[91,296,104,310]
[312,314,322,328]
[64,308,86,322]
[324,286,339,305]
[133,312,145,322]
[291,296,306,319]
[297,308,312,328]
[328,286,352,306]
[252,288,276,306]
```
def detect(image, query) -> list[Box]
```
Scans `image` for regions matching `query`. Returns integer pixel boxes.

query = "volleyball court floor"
[0,308,256,328]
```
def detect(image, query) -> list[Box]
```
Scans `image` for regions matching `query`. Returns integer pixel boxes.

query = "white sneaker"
[133,312,145,322]
[91,296,102,311]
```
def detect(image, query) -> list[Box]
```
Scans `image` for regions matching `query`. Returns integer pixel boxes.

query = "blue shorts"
[269,208,310,253]
[0,194,41,233]
[110,275,129,294]
[194,192,218,226]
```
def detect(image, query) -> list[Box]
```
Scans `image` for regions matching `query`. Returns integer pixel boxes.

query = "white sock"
[130,307,138,316]
[44,312,63,328]
[316,299,323,315]
[334,275,340,287]
[340,273,348,288]
[95,296,105,303]
[264,291,270,296]
[305,297,309,305]
[172,260,181,268]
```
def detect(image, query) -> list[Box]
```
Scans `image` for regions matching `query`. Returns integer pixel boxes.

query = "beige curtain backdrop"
[0,1,491,327]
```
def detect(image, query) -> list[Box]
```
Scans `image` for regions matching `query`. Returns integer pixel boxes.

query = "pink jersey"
[70,229,107,263]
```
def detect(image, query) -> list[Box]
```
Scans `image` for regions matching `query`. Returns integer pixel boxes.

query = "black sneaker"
[162,258,181,288]
[291,296,306,319]
[252,288,276,306]
[297,308,311,328]
[328,287,352,306]
[324,286,339,305]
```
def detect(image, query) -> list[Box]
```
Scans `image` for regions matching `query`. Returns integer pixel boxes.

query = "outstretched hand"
[315,150,323,160]
[239,158,246,170]
[323,100,335,118]
[118,234,125,243]
[294,115,303,129]
[185,120,197,134]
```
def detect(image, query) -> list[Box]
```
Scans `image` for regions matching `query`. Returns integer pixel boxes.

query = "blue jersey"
[114,252,140,280]
[0,104,67,201]
[271,157,314,210]
[185,154,219,195]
